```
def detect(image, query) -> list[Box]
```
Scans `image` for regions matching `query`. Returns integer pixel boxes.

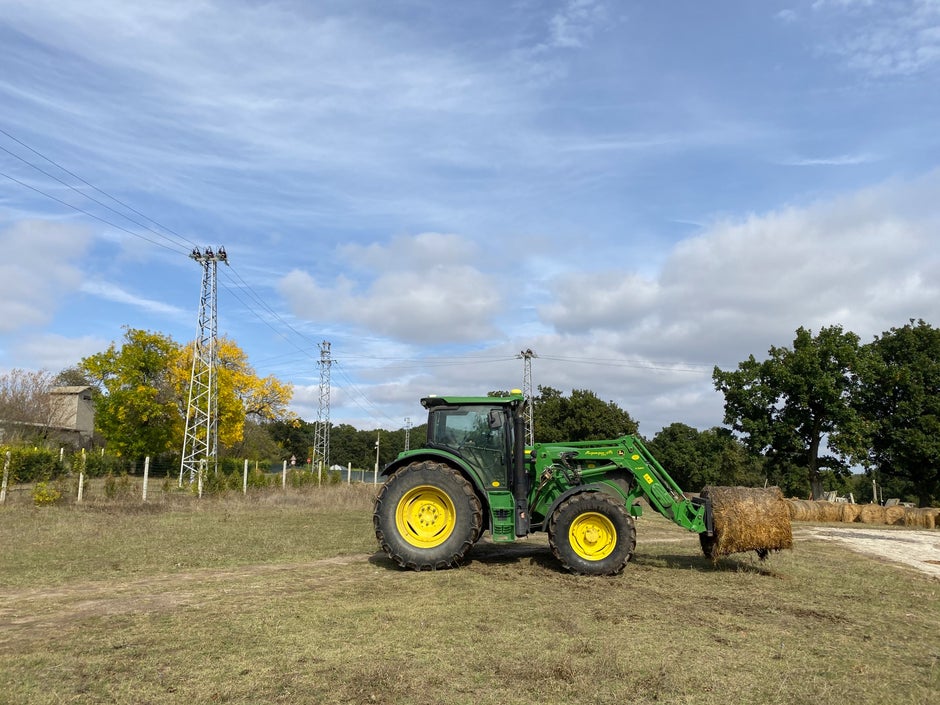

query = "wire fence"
[0,449,384,507]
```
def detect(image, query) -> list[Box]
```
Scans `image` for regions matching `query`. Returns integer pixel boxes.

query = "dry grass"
[1,486,938,705]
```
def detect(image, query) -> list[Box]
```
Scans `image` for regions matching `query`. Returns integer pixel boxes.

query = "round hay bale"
[815,501,842,522]
[858,504,887,524]
[839,503,862,523]
[903,507,923,527]
[883,505,906,526]
[789,499,815,521]
[784,498,798,519]
[700,486,793,560]
[916,508,939,530]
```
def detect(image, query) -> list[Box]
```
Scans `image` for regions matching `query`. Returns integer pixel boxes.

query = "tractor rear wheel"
[548,493,635,576]
[373,461,482,570]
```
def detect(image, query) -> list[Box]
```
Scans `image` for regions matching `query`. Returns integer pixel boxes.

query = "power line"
[0,169,186,255]
[0,142,195,253]
[537,354,712,374]
[0,126,197,251]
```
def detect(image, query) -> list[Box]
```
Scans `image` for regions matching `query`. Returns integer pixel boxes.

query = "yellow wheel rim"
[396,485,456,548]
[569,512,617,561]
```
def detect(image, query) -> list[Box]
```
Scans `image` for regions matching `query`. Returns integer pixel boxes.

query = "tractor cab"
[421,393,521,488]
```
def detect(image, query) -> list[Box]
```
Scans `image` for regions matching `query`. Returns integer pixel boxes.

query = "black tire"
[548,493,636,576]
[373,461,483,571]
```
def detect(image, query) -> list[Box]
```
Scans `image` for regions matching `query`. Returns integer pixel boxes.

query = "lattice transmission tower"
[404,417,412,451]
[313,341,332,471]
[180,246,227,485]
[518,348,537,446]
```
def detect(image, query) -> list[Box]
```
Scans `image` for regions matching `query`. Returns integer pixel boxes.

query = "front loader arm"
[624,437,712,535]
[529,436,712,536]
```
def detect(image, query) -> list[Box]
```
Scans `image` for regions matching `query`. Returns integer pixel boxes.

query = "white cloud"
[812,0,940,76]
[547,0,609,49]
[779,153,879,166]
[0,220,92,332]
[80,280,188,318]
[279,233,503,344]
[9,332,108,372]
[513,172,940,431]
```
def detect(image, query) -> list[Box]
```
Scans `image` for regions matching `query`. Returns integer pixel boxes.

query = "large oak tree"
[713,326,861,498]
[850,319,940,506]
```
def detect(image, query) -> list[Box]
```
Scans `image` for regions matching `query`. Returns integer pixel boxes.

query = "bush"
[103,473,134,500]
[2,446,63,483]
[82,452,127,478]
[33,481,62,506]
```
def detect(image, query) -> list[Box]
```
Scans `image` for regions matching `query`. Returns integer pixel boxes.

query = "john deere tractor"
[373,390,788,575]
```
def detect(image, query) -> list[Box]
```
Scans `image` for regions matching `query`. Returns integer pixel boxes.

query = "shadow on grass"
[368,541,785,577]
[632,550,785,577]
[366,539,559,572]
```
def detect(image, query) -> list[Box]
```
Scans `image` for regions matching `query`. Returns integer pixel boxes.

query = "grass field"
[1,484,938,705]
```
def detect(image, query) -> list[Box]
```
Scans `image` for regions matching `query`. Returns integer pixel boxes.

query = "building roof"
[50,386,93,395]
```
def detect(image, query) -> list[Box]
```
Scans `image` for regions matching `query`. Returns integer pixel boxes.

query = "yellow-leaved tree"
[171,336,294,454]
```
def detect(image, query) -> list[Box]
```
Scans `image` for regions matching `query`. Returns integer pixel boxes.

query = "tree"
[53,365,97,389]
[851,320,940,506]
[0,368,57,441]
[81,328,294,462]
[647,423,765,491]
[713,326,861,498]
[81,328,182,461]
[170,336,294,451]
[533,386,638,442]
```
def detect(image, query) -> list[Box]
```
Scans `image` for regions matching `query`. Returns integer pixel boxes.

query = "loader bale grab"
[374,390,793,575]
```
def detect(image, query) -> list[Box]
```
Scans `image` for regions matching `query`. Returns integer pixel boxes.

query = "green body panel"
[384,393,709,540]
[527,436,708,533]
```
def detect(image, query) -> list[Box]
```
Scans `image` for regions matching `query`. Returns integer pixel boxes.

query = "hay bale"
[815,501,842,523]
[911,508,939,529]
[699,486,793,560]
[858,504,887,524]
[789,499,815,521]
[883,505,906,526]
[839,503,862,523]
[784,498,798,520]
[927,509,940,529]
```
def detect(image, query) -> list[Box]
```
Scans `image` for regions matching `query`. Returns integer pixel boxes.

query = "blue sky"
[1,0,939,438]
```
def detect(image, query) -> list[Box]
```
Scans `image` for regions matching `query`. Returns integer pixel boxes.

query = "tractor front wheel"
[548,493,635,576]
[373,461,482,570]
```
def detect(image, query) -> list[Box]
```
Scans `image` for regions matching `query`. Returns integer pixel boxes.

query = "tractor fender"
[381,450,487,497]
[540,483,621,530]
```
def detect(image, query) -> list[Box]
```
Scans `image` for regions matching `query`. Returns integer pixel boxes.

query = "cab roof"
[421,391,524,409]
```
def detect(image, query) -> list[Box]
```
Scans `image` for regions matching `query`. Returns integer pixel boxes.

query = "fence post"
[318,460,322,486]
[0,451,10,504]
[243,459,248,495]
[347,462,352,485]
[198,459,205,499]
[77,448,86,504]
[282,460,287,489]
[142,456,150,502]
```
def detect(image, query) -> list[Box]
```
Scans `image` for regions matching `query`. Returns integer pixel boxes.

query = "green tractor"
[373,390,791,575]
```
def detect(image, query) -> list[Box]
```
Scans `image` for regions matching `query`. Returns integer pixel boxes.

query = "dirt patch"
[0,553,375,642]
[795,526,940,578]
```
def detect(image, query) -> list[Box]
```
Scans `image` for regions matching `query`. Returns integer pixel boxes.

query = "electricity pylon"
[518,348,537,446]
[180,246,227,485]
[313,341,332,471]
[404,417,412,451]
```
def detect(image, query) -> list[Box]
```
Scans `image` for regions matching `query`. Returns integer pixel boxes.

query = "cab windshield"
[427,405,509,485]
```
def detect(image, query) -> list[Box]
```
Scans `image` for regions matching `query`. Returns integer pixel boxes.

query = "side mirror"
[487,409,503,429]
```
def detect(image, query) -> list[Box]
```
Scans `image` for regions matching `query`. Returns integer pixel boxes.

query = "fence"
[0,449,382,506]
